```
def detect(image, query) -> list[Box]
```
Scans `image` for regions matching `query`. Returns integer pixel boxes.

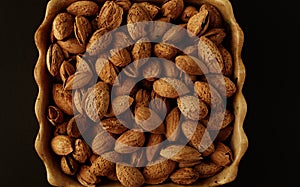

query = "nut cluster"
[46,0,237,186]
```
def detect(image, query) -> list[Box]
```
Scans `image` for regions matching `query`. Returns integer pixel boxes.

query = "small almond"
[51,135,73,156]
[72,139,91,164]
[161,0,184,19]
[111,95,134,116]
[170,168,199,185]
[67,1,99,16]
[153,77,189,98]
[116,164,145,187]
[160,145,202,163]
[177,95,208,120]
[210,142,233,166]
[194,160,223,178]
[52,84,73,115]
[52,13,74,41]
[114,129,145,153]
[100,117,128,134]
[145,134,164,161]
[165,107,181,142]
[97,1,123,31]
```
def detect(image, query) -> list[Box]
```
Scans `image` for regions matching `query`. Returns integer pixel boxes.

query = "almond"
[194,160,223,178]
[201,109,235,130]
[202,3,223,28]
[76,165,99,186]
[74,16,92,45]
[109,48,132,67]
[181,6,198,22]
[46,43,64,77]
[210,142,233,166]
[213,125,233,142]
[97,1,123,31]
[84,82,110,122]
[57,38,86,54]
[194,81,225,111]
[134,89,150,109]
[127,3,151,41]
[100,117,128,134]
[86,28,112,56]
[153,77,189,98]
[131,38,151,68]
[153,43,178,60]
[205,74,237,98]
[170,168,199,185]
[114,129,145,153]
[142,60,161,81]
[130,149,147,167]
[90,155,116,177]
[51,135,73,156]
[187,8,209,37]
[95,58,118,86]
[145,134,164,161]
[52,84,73,115]
[161,0,184,19]
[198,36,224,73]
[143,157,177,184]
[134,106,165,134]
[52,13,74,41]
[111,95,134,116]
[181,121,215,156]
[116,164,145,187]
[72,139,91,164]
[160,145,202,163]
[219,44,233,76]
[149,90,171,115]
[61,156,78,176]
[175,55,208,75]
[66,1,99,16]
[177,95,208,120]
[91,131,115,155]
[165,107,181,141]
[203,28,226,46]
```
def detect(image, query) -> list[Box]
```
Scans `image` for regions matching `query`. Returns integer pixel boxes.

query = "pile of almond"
[46,0,237,186]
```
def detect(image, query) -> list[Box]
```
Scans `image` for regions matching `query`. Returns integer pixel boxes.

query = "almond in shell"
[52,84,73,115]
[177,95,208,120]
[74,16,92,45]
[114,129,145,153]
[97,1,123,31]
[194,160,223,178]
[153,77,189,99]
[170,168,199,185]
[46,43,64,77]
[160,145,202,163]
[161,0,184,19]
[116,164,145,187]
[52,12,74,41]
[50,135,73,156]
[67,1,99,16]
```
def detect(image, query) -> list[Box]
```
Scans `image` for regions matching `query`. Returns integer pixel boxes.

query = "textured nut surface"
[91,131,114,155]
[160,145,202,163]
[181,6,198,22]
[175,55,208,75]
[86,28,112,56]
[76,165,99,186]
[187,8,209,37]
[116,164,145,187]
[114,129,145,153]
[97,1,123,31]
[57,38,86,54]
[170,168,200,185]
[111,95,134,116]
[194,160,222,178]
[165,107,181,141]
[74,16,92,45]
[46,43,64,77]
[161,0,184,19]
[210,142,233,166]
[145,134,164,161]
[52,84,73,115]
[177,95,208,120]
[153,77,189,98]
[100,117,128,134]
[143,158,177,184]
[84,82,110,122]
[52,13,74,41]
[153,43,178,60]
[66,1,99,16]
[50,135,73,156]
[61,156,78,176]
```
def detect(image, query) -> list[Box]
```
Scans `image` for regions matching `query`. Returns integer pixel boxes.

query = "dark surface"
[0,0,296,186]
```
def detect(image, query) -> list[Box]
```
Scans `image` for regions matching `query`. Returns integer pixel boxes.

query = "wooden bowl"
[34,0,248,186]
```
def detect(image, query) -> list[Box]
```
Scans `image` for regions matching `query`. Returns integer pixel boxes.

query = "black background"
[0,0,297,186]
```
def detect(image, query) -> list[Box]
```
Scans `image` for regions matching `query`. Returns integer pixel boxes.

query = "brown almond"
[143,157,177,184]
[97,1,123,31]
[127,3,151,41]
[142,60,161,81]
[198,36,224,73]
[181,6,198,22]
[61,156,78,176]
[165,107,181,141]
[100,117,128,134]
[170,168,199,185]
[149,90,171,116]
[57,38,86,54]
[131,38,151,69]
[109,48,132,67]
[187,8,209,37]
[219,44,233,76]
[194,81,225,110]
[67,1,99,16]
[115,129,145,153]
[134,106,165,134]
[86,28,112,56]
[161,0,184,19]
[210,142,233,166]
[138,2,160,19]
[72,139,91,164]
[52,13,74,41]
[175,55,208,75]
[90,155,116,177]
[47,105,64,126]
[116,164,145,187]
[111,95,134,116]
[203,28,226,46]
[113,0,132,12]
[95,58,118,85]
[59,60,75,84]
[46,43,64,77]
[77,165,99,186]
[153,43,178,60]
[181,121,215,156]
[91,131,115,155]
[145,134,164,161]
[194,160,223,178]
[202,3,223,28]
[74,16,92,45]
[160,145,202,163]
[51,135,73,156]
[84,82,110,122]
[153,77,189,98]
[177,95,208,120]
[52,84,73,115]
[205,74,237,98]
